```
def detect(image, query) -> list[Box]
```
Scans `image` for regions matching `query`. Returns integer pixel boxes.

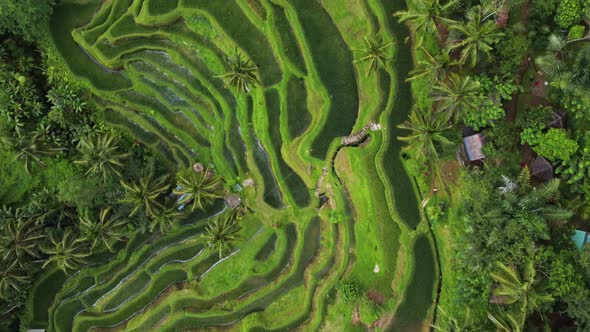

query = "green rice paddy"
[34,0,439,330]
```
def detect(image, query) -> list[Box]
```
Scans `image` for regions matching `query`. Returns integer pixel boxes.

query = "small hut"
[224,194,241,209]
[573,230,590,249]
[530,156,553,181]
[459,133,485,167]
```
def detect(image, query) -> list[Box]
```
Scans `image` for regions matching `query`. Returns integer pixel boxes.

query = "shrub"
[562,92,590,120]
[0,149,35,205]
[530,0,559,20]
[463,76,521,130]
[0,0,55,42]
[329,211,344,224]
[556,0,582,29]
[337,279,362,303]
[530,128,579,161]
[463,97,504,130]
[496,31,530,77]
[359,299,380,324]
[516,105,554,131]
[568,25,586,40]
[484,122,518,151]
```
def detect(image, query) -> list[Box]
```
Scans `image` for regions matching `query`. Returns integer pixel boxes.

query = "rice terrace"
[5,0,589,331]
[26,0,437,330]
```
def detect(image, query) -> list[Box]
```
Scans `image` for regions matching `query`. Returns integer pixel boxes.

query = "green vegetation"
[396,0,590,330]
[4,0,589,331]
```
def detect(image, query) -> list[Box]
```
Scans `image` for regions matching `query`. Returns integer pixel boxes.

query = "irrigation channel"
[29,0,440,331]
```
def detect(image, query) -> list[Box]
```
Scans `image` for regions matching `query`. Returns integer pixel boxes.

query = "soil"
[367,289,386,305]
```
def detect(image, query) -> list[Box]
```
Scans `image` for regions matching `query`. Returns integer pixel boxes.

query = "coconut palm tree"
[431,306,476,332]
[487,310,524,332]
[0,215,45,266]
[217,51,258,94]
[74,133,130,181]
[353,36,394,76]
[202,212,241,258]
[120,175,170,218]
[174,168,223,212]
[431,73,481,123]
[41,229,89,273]
[397,108,453,162]
[0,258,30,298]
[149,200,183,233]
[79,207,127,252]
[30,188,77,228]
[0,134,62,174]
[394,0,459,45]
[484,173,573,240]
[448,5,504,67]
[407,46,457,82]
[488,256,554,331]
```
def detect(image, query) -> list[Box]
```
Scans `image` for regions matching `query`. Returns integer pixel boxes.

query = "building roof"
[531,156,553,181]
[463,133,485,161]
[224,194,241,209]
[574,230,590,249]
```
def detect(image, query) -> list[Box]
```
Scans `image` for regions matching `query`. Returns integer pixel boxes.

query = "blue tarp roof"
[573,230,590,249]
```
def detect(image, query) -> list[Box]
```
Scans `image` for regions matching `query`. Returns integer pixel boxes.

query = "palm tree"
[488,256,554,330]
[407,46,457,82]
[30,188,77,228]
[0,258,30,298]
[431,73,481,123]
[149,199,183,233]
[217,51,258,93]
[397,108,453,162]
[394,0,459,45]
[202,212,241,258]
[448,5,504,67]
[0,134,62,174]
[79,207,127,252]
[174,168,223,212]
[0,215,45,266]
[487,310,524,332]
[41,229,89,273]
[74,133,130,181]
[484,172,573,240]
[120,175,169,218]
[353,36,394,76]
[431,307,476,332]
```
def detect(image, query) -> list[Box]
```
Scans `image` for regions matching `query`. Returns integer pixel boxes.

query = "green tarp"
[573,230,590,249]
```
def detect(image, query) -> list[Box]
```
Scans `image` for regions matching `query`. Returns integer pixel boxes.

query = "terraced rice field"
[40,0,439,330]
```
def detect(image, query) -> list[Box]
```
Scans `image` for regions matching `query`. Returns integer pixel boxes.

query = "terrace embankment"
[35,0,439,330]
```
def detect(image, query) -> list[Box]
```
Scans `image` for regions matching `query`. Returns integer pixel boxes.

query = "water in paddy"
[289,0,359,159]
[379,1,422,230]
[389,235,437,331]
[50,3,131,91]
[47,0,438,329]
[379,0,438,329]
[180,218,321,329]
